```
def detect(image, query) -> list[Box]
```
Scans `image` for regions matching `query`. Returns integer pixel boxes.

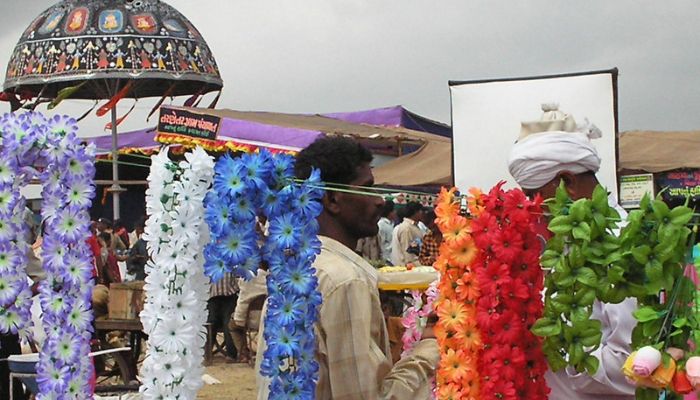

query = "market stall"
[619,130,700,208]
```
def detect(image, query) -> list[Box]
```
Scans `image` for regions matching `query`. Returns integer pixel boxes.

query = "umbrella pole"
[110,106,122,220]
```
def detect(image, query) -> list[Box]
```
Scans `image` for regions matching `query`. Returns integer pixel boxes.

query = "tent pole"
[110,106,122,220]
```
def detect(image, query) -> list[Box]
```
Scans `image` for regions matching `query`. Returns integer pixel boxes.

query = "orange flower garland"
[434,187,480,399]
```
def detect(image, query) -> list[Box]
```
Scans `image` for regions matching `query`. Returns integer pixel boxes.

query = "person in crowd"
[390,201,425,266]
[377,200,396,265]
[231,266,268,364]
[88,221,109,319]
[256,137,438,399]
[208,272,239,363]
[96,217,127,252]
[98,232,122,286]
[126,219,148,281]
[418,210,442,266]
[114,219,130,249]
[507,116,636,399]
[355,234,382,265]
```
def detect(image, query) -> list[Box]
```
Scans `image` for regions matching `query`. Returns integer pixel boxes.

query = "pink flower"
[686,356,700,388]
[632,346,662,377]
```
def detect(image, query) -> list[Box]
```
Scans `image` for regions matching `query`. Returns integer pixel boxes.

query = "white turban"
[507,130,601,189]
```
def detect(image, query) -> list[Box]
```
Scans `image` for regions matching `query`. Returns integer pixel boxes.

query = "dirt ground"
[197,355,257,400]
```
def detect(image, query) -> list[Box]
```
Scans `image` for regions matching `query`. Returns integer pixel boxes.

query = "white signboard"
[619,174,654,209]
[449,70,618,198]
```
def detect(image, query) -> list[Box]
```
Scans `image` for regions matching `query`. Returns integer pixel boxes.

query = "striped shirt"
[209,271,239,298]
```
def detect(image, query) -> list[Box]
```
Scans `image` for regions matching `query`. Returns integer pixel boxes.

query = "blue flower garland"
[204,150,323,399]
[0,112,96,398]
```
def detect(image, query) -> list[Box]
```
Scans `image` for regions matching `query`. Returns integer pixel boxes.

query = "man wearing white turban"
[508,104,636,400]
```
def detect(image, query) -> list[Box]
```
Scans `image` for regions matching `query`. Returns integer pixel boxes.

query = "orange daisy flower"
[433,254,450,274]
[454,319,482,351]
[439,348,472,383]
[437,382,462,400]
[437,299,469,330]
[434,321,463,350]
[446,235,478,266]
[464,373,480,399]
[455,270,480,302]
[468,187,486,215]
[442,215,472,244]
[436,187,456,209]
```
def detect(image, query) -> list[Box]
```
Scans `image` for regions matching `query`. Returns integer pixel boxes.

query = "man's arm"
[321,279,438,399]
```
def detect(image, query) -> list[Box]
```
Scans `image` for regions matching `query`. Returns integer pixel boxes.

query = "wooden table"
[94,319,145,385]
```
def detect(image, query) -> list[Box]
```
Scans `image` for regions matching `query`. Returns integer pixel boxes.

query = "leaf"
[607,265,626,283]
[583,354,600,375]
[592,185,608,210]
[672,317,688,328]
[604,251,624,265]
[554,273,576,288]
[531,317,562,337]
[575,288,597,306]
[567,246,585,269]
[555,183,570,205]
[669,328,684,337]
[633,306,662,322]
[644,261,664,293]
[575,267,598,287]
[652,199,670,220]
[569,342,585,365]
[631,245,651,264]
[572,222,592,241]
[570,199,589,221]
[549,216,573,235]
[570,306,593,322]
[669,206,693,226]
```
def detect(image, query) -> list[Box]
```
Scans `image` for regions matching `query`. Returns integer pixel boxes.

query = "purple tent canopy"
[324,105,451,137]
[87,105,449,155]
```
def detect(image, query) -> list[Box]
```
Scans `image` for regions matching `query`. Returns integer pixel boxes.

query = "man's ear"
[322,191,342,215]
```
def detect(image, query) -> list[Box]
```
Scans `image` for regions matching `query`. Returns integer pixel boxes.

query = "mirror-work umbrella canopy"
[3,0,223,99]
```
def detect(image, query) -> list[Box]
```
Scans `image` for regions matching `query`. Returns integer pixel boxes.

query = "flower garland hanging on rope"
[140,146,214,399]
[203,150,324,399]
[470,183,549,400]
[0,112,96,398]
[433,187,481,400]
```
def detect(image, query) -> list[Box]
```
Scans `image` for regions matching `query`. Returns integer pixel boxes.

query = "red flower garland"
[470,182,550,400]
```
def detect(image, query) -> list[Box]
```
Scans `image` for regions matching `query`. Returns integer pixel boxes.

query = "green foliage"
[533,184,696,384]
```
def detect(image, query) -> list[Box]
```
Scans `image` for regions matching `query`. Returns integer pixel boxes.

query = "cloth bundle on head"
[507,103,602,189]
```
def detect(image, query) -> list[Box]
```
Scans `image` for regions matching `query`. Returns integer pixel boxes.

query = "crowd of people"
[355,198,443,268]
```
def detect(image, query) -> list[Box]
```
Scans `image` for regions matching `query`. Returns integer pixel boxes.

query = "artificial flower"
[140,146,214,399]
[204,150,324,398]
[631,346,662,377]
[445,235,478,266]
[687,356,700,388]
[442,215,471,244]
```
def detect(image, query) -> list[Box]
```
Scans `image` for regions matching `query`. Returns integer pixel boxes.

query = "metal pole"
[111,106,122,220]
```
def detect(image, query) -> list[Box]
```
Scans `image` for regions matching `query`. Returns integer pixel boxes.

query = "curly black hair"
[294,136,373,184]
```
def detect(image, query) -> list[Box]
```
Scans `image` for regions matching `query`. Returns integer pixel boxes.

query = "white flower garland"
[139,146,214,399]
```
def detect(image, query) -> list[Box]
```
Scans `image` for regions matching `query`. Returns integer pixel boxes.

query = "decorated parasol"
[3,0,223,219]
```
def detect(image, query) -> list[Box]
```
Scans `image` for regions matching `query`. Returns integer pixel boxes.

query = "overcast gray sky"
[0,0,698,138]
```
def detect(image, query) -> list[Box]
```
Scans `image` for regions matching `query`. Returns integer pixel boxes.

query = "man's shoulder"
[314,247,373,293]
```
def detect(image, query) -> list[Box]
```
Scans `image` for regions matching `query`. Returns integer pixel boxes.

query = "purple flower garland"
[0,112,96,398]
